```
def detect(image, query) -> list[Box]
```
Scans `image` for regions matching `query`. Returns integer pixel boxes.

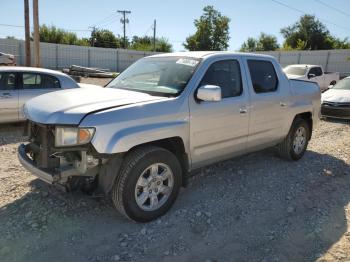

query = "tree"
[130,36,172,52]
[184,6,230,51]
[281,15,334,50]
[240,33,279,52]
[90,29,123,48]
[36,24,89,46]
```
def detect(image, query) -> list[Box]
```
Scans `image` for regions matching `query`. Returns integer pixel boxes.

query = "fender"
[92,120,190,155]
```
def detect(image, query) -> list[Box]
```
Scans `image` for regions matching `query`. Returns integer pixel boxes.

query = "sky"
[1,0,350,51]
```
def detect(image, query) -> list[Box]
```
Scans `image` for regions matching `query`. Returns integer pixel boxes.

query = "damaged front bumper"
[18,143,100,185]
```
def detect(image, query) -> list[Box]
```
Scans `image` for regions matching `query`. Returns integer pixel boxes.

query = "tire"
[277,117,310,161]
[112,146,182,222]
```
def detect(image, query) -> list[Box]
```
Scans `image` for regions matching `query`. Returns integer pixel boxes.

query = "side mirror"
[196,85,222,102]
[308,73,316,79]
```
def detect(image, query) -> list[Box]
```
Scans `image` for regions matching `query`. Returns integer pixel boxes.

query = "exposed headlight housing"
[55,126,95,147]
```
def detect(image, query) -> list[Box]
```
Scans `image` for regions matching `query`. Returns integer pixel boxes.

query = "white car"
[0,67,100,123]
[321,76,350,119]
[284,64,340,92]
[0,52,16,66]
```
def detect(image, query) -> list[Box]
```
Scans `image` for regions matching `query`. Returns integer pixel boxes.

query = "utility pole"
[153,19,156,52]
[117,10,131,49]
[33,0,40,67]
[24,0,31,66]
[89,26,96,47]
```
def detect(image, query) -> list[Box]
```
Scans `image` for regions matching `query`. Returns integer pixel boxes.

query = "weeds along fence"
[0,38,161,72]
[256,49,350,77]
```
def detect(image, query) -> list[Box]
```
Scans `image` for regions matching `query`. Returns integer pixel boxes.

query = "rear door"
[18,73,61,120]
[244,59,289,151]
[0,72,19,123]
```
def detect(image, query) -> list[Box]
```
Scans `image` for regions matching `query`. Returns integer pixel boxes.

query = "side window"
[23,73,42,89]
[315,67,323,76]
[22,73,60,89]
[199,60,242,98]
[42,74,61,89]
[308,67,317,76]
[0,72,16,90]
[247,60,278,93]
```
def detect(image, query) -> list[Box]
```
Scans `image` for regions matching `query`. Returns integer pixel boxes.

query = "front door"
[0,72,19,123]
[189,58,250,168]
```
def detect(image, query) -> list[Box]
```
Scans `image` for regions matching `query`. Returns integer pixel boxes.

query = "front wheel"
[277,118,310,161]
[112,146,182,222]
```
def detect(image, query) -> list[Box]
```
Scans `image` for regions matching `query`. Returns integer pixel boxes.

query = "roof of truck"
[150,51,275,59]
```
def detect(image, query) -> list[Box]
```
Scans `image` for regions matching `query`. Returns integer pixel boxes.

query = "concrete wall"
[256,49,350,77]
[0,38,161,72]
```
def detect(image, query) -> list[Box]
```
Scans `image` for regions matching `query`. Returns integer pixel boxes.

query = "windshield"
[106,56,201,96]
[333,78,350,90]
[284,66,307,76]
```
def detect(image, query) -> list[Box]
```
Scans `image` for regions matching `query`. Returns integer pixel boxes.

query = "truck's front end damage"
[18,121,102,191]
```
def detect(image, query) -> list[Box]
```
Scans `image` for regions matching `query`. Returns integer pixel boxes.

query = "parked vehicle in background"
[321,76,350,119]
[0,52,16,66]
[284,64,340,92]
[0,67,97,123]
[18,52,321,222]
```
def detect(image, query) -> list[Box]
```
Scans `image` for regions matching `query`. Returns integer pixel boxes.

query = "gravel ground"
[0,119,349,262]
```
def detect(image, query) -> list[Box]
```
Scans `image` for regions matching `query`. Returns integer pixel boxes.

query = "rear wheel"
[277,118,310,161]
[112,146,182,222]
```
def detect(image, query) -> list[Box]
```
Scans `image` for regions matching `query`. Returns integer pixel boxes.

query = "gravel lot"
[0,118,349,262]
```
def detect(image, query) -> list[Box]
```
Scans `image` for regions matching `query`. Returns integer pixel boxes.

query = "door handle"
[239,107,248,114]
[280,102,287,107]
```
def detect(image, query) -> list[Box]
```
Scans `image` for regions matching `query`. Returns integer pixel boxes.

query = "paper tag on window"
[176,58,199,67]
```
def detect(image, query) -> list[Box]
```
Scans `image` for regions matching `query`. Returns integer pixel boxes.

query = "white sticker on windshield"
[176,58,199,67]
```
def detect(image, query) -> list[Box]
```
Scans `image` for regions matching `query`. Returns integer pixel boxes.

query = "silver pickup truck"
[18,52,321,222]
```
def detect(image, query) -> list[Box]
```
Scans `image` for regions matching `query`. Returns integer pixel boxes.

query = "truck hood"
[24,87,165,125]
[322,89,350,103]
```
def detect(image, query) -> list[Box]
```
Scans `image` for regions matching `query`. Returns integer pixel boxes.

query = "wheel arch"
[294,112,313,140]
[98,136,190,195]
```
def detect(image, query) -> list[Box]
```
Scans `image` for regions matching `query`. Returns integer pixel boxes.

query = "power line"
[271,0,350,32]
[0,23,90,32]
[90,12,117,27]
[314,0,350,19]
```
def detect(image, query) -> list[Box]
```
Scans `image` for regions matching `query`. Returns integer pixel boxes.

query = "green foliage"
[130,36,172,52]
[90,29,123,48]
[240,33,279,52]
[281,15,335,50]
[37,24,85,45]
[35,24,172,51]
[184,5,230,51]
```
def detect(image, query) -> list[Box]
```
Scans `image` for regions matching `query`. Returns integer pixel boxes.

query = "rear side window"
[22,73,60,89]
[247,60,278,93]
[200,60,242,98]
[0,72,16,90]
[309,67,322,76]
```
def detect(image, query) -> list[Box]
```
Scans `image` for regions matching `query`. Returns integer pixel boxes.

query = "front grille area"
[321,102,350,118]
[27,122,60,170]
